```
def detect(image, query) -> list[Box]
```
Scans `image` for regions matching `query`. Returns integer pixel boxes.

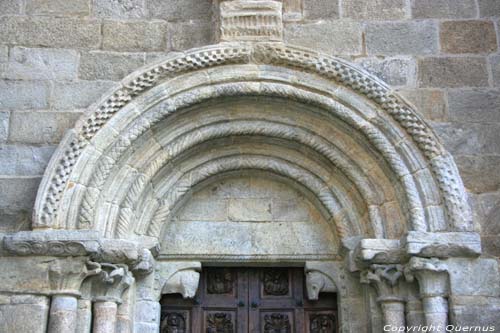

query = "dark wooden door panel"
[160,267,337,333]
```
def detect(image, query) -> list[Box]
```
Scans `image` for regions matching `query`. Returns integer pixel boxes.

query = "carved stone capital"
[404,231,481,258]
[91,264,134,304]
[405,257,449,297]
[48,257,101,296]
[360,264,405,302]
[304,261,338,300]
[218,0,283,42]
[158,261,201,299]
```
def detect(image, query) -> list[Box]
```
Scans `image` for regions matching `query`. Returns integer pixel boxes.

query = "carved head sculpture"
[306,271,326,300]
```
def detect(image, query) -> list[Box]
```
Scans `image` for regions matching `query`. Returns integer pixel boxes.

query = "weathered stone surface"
[52,80,117,110]
[102,21,168,52]
[397,89,447,121]
[93,0,146,18]
[434,123,500,155]
[478,0,500,17]
[418,57,489,87]
[228,198,272,222]
[0,0,22,14]
[0,145,55,176]
[490,55,500,86]
[303,0,339,19]
[366,21,438,55]
[451,296,500,329]
[446,258,500,296]
[404,231,482,258]
[0,112,9,143]
[176,198,228,221]
[411,0,477,18]
[448,89,500,122]
[352,239,406,266]
[79,52,145,81]
[356,57,416,87]
[342,0,407,20]
[0,294,49,333]
[148,0,211,20]
[25,0,90,16]
[0,16,101,49]
[169,20,213,51]
[3,47,79,80]
[0,81,50,110]
[0,177,41,211]
[471,192,500,256]
[9,111,81,144]
[285,20,362,55]
[455,155,500,193]
[440,20,498,54]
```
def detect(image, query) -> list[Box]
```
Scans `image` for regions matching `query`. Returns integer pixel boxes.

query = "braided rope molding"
[34,42,470,231]
[144,155,354,240]
[98,119,420,239]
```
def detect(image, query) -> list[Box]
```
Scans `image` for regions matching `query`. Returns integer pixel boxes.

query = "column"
[405,257,449,332]
[91,264,134,333]
[361,264,406,331]
[47,258,100,333]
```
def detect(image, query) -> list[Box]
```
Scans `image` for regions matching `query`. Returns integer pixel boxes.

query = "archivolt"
[33,42,471,236]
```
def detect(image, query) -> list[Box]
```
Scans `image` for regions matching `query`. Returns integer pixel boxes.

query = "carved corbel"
[348,238,407,272]
[48,257,101,296]
[158,261,201,299]
[91,264,135,304]
[304,261,338,300]
[404,231,481,258]
[131,248,155,277]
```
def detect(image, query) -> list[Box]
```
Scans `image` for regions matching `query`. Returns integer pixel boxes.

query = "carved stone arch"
[33,42,471,240]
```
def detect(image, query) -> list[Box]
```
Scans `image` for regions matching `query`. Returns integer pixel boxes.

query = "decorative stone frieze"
[218,0,283,42]
[404,231,481,258]
[361,264,406,330]
[405,257,449,331]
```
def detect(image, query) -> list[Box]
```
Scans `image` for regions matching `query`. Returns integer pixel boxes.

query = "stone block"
[397,89,447,121]
[447,258,499,296]
[478,0,500,17]
[490,55,500,86]
[93,0,146,18]
[0,0,22,14]
[450,296,500,329]
[228,198,272,222]
[0,16,101,49]
[448,89,500,122]
[0,177,41,210]
[0,294,49,333]
[434,123,500,155]
[169,20,213,51]
[440,20,498,54]
[52,80,117,110]
[3,47,79,80]
[9,111,81,144]
[0,46,7,63]
[147,0,212,21]
[79,51,145,81]
[418,57,489,88]
[455,155,500,193]
[285,20,362,56]
[176,198,228,222]
[341,0,407,20]
[25,0,90,16]
[102,20,167,52]
[366,21,438,55]
[303,0,339,19]
[0,81,50,110]
[271,198,311,222]
[0,145,55,176]
[411,0,477,19]
[404,231,482,258]
[356,57,416,87]
[0,112,8,143]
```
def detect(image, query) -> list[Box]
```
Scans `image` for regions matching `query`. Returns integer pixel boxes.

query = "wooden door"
[160,267,337,333]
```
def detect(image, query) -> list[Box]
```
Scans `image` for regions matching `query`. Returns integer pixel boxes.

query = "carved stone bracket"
[348,238,407,272]
[404,231,481,258]
[304,261,338,300]
[159,261,201,299]
[91,263,134,304]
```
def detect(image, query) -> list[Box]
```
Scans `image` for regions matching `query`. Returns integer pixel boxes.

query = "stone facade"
[0,0,499,332]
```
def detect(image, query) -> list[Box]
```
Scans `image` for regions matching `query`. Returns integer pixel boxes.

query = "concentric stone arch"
[33,42,472,240]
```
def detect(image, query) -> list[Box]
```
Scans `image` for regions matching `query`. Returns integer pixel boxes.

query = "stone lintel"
[404,231,482,258]
[218,0,283,42]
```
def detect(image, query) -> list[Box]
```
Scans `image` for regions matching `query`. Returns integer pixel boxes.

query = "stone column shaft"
[422,296,448,330]
[380,300,406,329]
[48,295,78,333]
[93,301,118,333]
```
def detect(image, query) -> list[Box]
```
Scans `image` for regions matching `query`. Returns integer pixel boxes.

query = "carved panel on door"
[262,312,293,333]
[207,268,235,295]
[161,310,189,333]
[262,269,290,296]
[206,312,235,333]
